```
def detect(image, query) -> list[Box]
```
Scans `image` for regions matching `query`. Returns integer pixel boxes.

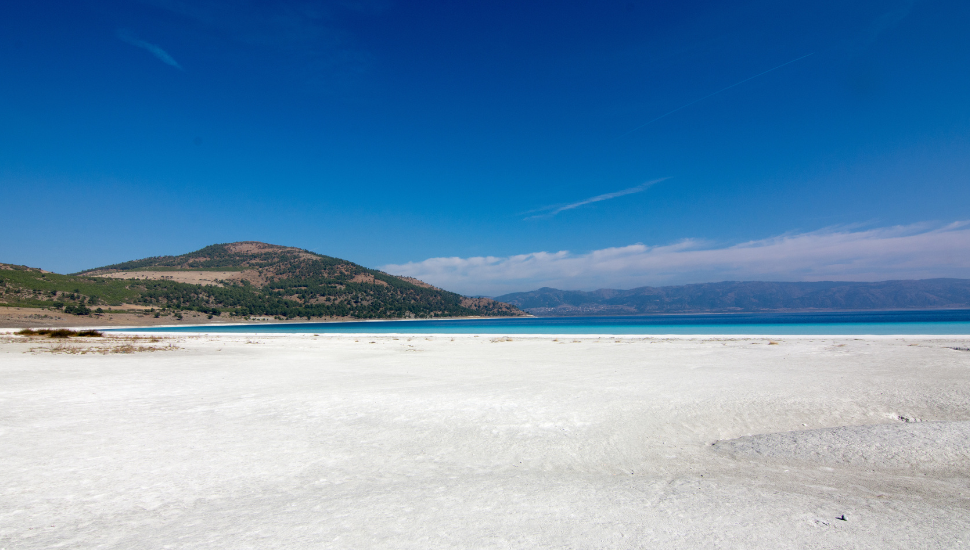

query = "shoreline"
[4,327,969,339]
[0,305,530,329]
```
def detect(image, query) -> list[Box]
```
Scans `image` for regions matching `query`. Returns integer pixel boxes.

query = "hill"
[494,279,970,316]
[0,242,523,320]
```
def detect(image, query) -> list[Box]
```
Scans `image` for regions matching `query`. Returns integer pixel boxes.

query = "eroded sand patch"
[93,270,248,286]
[714,420,970,473]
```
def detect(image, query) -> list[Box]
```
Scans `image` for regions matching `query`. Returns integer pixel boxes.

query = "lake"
[112,309,970,335]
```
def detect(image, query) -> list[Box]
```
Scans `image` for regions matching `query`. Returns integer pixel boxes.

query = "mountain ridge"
[495,279,970,316]
[78,241,322,276]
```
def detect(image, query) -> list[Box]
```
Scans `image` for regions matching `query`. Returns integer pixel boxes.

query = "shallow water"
[113,309,970,335]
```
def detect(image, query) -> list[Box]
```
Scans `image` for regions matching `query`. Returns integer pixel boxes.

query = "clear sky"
[2,1,969,295]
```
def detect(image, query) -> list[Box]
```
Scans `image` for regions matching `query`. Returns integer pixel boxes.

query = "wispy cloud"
[859,0,917,50]
[618,53,813,138]
[525,178,669,219]
[117,29,182,69]
[382,221,970,296]
[131,0,381,92]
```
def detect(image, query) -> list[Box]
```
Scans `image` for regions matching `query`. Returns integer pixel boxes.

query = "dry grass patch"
[29,341,179,355]
[17,328,103,338]
[21,333,179,355]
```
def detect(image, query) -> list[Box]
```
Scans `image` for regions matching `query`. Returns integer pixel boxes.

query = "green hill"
[1,242,524,320]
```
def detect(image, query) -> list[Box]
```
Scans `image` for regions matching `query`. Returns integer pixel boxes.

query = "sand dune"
[1,333,968,548]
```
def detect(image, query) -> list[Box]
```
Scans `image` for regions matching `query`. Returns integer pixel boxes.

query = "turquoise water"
[112,310,970,335]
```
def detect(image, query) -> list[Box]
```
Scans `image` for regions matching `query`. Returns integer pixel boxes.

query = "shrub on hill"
[64,303,92,315]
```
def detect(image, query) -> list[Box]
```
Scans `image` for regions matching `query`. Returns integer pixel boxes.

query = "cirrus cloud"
[382,221,970,296]
[524,178,669,219]
[117,29,183,69]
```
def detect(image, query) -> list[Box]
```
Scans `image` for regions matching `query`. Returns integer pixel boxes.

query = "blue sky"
[2,1,969,294]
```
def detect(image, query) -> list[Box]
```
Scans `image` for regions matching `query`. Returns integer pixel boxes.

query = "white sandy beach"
[1,331,969,548]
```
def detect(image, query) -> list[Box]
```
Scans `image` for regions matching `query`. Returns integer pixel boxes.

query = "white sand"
[1,333,969,548]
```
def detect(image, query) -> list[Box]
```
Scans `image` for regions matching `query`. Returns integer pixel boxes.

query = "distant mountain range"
[494,279,970,316]
[1,242,524,320]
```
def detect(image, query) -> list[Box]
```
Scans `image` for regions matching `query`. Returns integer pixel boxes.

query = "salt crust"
[1,334,968,548]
